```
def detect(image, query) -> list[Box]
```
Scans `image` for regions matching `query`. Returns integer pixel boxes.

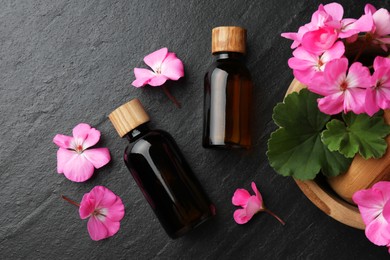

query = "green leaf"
[267,89,352,180]
[322,112,390,159]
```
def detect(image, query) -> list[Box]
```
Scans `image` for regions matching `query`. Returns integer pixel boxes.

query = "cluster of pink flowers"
[282,3,390,116]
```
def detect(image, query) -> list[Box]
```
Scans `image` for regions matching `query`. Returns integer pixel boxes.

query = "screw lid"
[108,99,150,137]
[212,26,246,54]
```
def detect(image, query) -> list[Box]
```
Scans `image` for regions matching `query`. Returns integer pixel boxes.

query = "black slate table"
[1,0,389,259]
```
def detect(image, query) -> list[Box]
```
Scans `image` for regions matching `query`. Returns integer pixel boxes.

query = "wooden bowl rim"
[286,79,365,230]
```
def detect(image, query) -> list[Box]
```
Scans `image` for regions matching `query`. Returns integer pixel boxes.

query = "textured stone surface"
[1,0,389,259]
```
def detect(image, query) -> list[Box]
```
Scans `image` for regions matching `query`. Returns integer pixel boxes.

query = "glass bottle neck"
[125,123,150,143]
[214,52,244,61]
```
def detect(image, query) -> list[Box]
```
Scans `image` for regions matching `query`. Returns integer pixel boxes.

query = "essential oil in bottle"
[109,99,215,239]
[203,26,253,149]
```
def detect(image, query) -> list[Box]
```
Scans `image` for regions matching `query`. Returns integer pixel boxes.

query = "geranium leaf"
[267,89,352,180]
[322,112,390,159]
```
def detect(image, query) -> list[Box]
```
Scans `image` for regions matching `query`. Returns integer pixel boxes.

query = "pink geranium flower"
[131,47,184,108]
[353,182,390,253]
[364,4,390,51]
[301,26,339,55]
[308,58,371,115]
[365,56,390,116]
[132,47,184,87]
[79,186,125,241]
[232,182,285,225]
[53,123,110,182]
[288,41,345,85]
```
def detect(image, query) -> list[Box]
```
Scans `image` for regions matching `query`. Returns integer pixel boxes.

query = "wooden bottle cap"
[108,99,150,137]
[212,26,246,54]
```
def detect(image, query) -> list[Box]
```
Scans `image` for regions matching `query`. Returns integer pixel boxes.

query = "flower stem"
[162,86,181,108]
[62,195,80,207]
[264,208,285,225]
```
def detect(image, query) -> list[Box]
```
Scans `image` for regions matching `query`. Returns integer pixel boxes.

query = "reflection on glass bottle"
[109,99,215,239]
[203,26,253,149]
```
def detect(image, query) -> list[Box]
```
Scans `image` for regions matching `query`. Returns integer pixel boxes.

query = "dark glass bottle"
[109,99,215,239]
[203,26,253,149]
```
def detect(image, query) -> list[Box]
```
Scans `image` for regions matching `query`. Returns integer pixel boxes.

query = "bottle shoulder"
[125,129,174,153]
[205,59,251,79]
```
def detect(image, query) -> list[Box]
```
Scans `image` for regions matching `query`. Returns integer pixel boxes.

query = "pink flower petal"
[161,53,184,80]
[373,182,390,202]
[132,68,156,87]
[373,57,390,71]
[79,193,94,219]
[349,14,373,33]
[56,148,76,174]
[347,62,371,89]
[365,215,390,246]
[148,74,168,87]
[233,208,251,224]
[383,200,390,221]
[87,216,110,241]
[101,217,121,237]
[365,4,377,15]
[323,2,344,21]
[323,58,348,85]
[353,188,384,225]
[365,88,381,116]
[83,148,110,169]
[232,188,251,207]
[107,199,126,222]
[245,196,262,217]
[62,153,95,182]
[53,134,73,149]
[82,127,101,150]
[72,123,91,143]
[321,41,345,63]
[251,182,263,206]
[344,88,367,114]
[373,8,390,36]
[293,69,319,86]
[317,92,344,115]
[143,47,168,72]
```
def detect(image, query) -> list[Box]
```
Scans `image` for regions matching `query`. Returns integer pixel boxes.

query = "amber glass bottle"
[203,26,253,149]
[109,99,215,239]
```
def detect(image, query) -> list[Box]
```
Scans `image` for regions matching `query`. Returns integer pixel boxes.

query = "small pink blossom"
[308,58,371,115]
[353,182,390,253]
[132,47,184,88]
[53,123,110,182]
[301,26,339,55]
[288,41,345,85]
[365,56,390,116]
[364,4,390,51]
[79,186,125,241]
[232,182,285,225]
